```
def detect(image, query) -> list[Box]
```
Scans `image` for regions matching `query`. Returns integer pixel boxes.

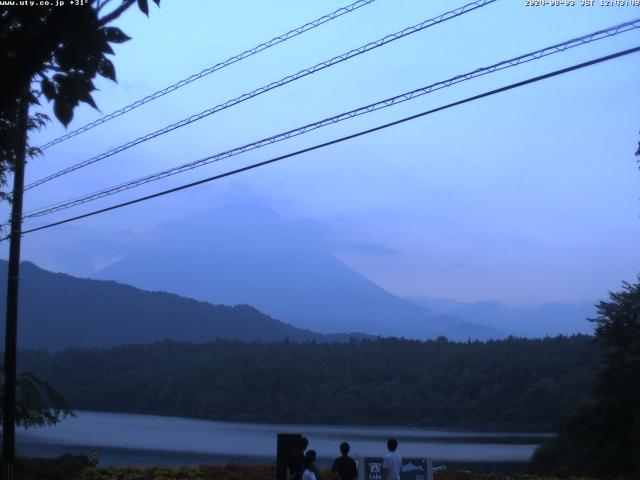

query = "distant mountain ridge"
[406,295,595,337]
[0,260,366,350]
[93,203,499,341]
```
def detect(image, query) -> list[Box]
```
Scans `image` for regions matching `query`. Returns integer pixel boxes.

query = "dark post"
[277,433,302,480]
[2,91,29,480]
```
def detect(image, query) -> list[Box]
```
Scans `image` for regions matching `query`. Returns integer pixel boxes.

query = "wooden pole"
[2,90,29,480]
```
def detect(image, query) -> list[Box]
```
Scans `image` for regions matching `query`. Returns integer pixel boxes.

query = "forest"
[18,335,598,430]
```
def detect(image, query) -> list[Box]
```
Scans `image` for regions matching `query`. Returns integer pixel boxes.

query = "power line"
[37,0,380,152]
[21,18,640,220]
[9,45,638,241]
[23,0,496,192]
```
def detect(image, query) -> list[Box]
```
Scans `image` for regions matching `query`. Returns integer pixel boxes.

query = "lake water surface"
[16,411,552,467]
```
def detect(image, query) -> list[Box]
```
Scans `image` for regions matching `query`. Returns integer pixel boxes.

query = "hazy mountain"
[405,295,596,337]
[93,203,499,340]
[0,260,364,350]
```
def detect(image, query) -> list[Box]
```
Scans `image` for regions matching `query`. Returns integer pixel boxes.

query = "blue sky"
[3,0,639,305]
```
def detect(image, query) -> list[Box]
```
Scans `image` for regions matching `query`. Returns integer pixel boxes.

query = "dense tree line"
[18,335,597,430]
[529,280,640,478]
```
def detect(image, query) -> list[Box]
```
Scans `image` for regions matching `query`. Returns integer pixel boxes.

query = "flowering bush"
[78,464,275,480]
[435,473,592,480]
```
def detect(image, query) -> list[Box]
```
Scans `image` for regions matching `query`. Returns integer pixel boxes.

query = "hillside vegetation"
[19,335,597,430]
[0,261,361,350]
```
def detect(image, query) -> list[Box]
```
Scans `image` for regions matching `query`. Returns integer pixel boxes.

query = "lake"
[16,411,552,468]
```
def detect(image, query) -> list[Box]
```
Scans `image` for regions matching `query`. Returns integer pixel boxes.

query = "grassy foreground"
[14,456,593,480]
[78,465,592,480]
[79,464,275,480]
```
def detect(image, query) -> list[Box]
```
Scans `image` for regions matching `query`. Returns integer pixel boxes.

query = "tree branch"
[98,0,136,26]
[97,0,115,13]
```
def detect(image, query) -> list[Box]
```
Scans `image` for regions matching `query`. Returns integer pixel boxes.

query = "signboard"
[364,457,384,480]
[364,457,430,480]
[276,433,303,480]
[400,458,427,480]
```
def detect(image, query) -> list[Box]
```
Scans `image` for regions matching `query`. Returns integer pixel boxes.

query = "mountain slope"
[93,203,499,340]
[0,260,359,350]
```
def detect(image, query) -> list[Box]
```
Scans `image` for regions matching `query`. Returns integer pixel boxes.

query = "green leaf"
[137,0,149,16]
[53,98,76,127]
[97,57,116,82]
[99,38,115,55]
[79,92,98,110]
[102,26,131,44]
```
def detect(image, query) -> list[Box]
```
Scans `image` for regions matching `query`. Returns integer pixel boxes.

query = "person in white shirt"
[382,438,402,480]
[302,449,318,480]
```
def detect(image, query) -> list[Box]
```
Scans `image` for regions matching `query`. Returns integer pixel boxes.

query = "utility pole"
[2,91,29,480]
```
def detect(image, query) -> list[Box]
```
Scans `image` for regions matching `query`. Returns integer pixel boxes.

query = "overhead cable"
[37,0,380,151]
[21,18,640,220]
[24,0,497,192]
[9,45,639,240]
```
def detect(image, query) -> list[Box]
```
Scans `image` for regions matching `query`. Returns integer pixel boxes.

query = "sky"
[2,0,639,305]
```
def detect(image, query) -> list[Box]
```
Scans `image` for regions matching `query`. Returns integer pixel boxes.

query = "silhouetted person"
[382,438,402,480]
[307,448,323,480]
[289,436,309,480]
[332,441,358,480]
[302,449,318,480]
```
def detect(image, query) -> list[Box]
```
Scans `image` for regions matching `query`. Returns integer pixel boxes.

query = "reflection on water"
[16,411,552,467]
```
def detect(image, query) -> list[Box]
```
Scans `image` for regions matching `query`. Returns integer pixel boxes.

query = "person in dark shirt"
[332,441,358,480]
[289,437,309,480]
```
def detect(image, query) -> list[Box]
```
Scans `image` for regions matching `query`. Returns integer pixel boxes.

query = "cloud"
[91,255,125,272]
